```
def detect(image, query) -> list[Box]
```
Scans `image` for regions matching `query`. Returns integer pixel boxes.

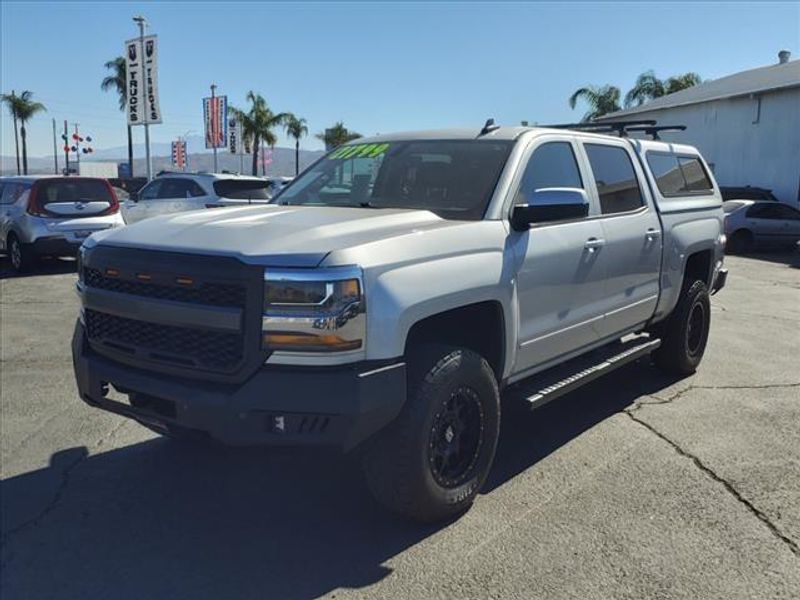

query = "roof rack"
[623,125,687,140]
[543,119,686,140]
[544,120,657,137]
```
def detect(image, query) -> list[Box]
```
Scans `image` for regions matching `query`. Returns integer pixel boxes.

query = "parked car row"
[0,172,293,272]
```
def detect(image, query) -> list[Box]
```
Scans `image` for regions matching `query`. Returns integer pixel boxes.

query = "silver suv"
[121,172,274,224]
[0,176,124,272]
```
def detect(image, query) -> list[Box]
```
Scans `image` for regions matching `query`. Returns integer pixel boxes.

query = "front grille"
[85,309,244,371]
[83,267,246,308]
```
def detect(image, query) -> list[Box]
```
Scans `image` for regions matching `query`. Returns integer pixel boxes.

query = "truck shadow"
[1,361,682,600]
[0,255,77,279]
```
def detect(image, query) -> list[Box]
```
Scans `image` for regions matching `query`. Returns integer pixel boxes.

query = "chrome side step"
[508,337,662,411]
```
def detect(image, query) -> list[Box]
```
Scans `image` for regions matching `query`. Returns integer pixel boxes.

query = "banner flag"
[171,140,186,169]
[203,96,228,149]
[228,117,240,154]
[125,35,161,126]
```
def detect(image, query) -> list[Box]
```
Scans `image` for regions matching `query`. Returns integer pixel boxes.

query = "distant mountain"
[0,144,325,177]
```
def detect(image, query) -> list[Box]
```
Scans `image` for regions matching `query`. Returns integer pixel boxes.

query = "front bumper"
[72,321,406,450]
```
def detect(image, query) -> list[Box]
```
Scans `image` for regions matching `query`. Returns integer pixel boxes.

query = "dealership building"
[600,51,800,205]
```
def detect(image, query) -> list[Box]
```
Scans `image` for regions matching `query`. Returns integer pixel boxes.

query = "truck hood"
[87,204,462,267]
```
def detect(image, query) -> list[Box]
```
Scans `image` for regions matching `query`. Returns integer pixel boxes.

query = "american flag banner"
[171,140,186,169]
[203,95,228,149]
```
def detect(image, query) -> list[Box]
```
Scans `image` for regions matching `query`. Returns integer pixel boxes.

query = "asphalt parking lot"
[1,252,799,599]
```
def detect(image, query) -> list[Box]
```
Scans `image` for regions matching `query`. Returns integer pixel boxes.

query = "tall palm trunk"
[20,123,28,175]
[251,135,260,176]
[127,124,134,177]
[12,111,20,175]
[295,139,299,176]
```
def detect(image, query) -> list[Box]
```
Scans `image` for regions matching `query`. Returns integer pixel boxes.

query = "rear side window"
[647,152,713,196]
[1,182,30,204]
[36,179,113,205]
[157,178,206,199]
[214,179,271,200]
[584,144,644,214]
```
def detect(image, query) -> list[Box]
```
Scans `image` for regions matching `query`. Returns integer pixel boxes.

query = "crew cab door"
[122,179,161,224]
[510,138,608,372]
[579,140,661,336]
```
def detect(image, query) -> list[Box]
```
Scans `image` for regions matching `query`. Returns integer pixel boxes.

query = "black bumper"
[72,321,406,450]
[32,236,82,256]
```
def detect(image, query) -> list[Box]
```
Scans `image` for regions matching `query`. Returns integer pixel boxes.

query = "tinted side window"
[746,204,765,218]
[2,183,30,205]
[647,153,685,195]
[585,144,643,214]
[647,152,714,196]
[138,180,160,200]
[157,178,203,199]
[755,204,800,220]
[678,157,713,192]
[517,142,583,204]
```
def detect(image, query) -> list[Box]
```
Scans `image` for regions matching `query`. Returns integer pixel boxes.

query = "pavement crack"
[632,382,800,411]
[625,410,800,558]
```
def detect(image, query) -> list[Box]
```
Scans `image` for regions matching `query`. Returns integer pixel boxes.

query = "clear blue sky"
[2,1,798,158]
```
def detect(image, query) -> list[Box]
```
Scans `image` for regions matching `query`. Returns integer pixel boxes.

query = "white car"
[723,199,800,253]
[121,172,273,224]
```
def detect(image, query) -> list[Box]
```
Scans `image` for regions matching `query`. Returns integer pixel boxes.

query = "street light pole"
[210,83,219,173]
[133,15,152,181]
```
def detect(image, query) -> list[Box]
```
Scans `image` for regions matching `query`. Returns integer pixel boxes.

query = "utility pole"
[51,118,59,174]
[63,120,70,174]
[133,15,152,181]
[11,90,20,175]
[210,83,219,173]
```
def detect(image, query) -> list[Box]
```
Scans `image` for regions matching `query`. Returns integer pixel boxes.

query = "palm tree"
[315,121,361,150]
[568,85,622,122]
[101,56,134,176]
[624,70,702,108]
[284,114,308,176]
[0,90,21,174]
[1,90,46,175]
[230,91,290,176]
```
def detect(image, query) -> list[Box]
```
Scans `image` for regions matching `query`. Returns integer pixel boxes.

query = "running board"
[508,337,662,411]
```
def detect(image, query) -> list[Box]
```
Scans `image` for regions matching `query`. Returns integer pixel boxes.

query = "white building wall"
[626,88,800,205]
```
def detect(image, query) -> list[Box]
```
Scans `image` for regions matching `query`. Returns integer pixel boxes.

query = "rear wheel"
[363,345,500,522]
[8,234,35,273]
[653,279,711,375]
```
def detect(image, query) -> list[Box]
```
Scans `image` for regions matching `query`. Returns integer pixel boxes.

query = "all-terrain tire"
[653,279,711,375]
[363,345,500,522]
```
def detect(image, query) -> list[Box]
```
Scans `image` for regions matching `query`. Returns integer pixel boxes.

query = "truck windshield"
[275,140,514,220]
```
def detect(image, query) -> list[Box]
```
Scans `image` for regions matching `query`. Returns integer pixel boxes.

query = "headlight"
[262,266,365,353]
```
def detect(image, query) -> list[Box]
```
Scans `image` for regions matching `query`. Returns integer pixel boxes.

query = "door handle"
[645,228,661,240]
[584,237,605,251]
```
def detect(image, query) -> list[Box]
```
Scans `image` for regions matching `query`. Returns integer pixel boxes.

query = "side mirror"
[511,188,589,231]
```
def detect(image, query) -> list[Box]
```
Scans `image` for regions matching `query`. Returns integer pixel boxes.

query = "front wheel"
[363,346,500,522]
[653,279,711,375]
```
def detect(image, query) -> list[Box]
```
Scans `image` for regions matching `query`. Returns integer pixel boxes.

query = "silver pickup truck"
[72,124,727,521]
